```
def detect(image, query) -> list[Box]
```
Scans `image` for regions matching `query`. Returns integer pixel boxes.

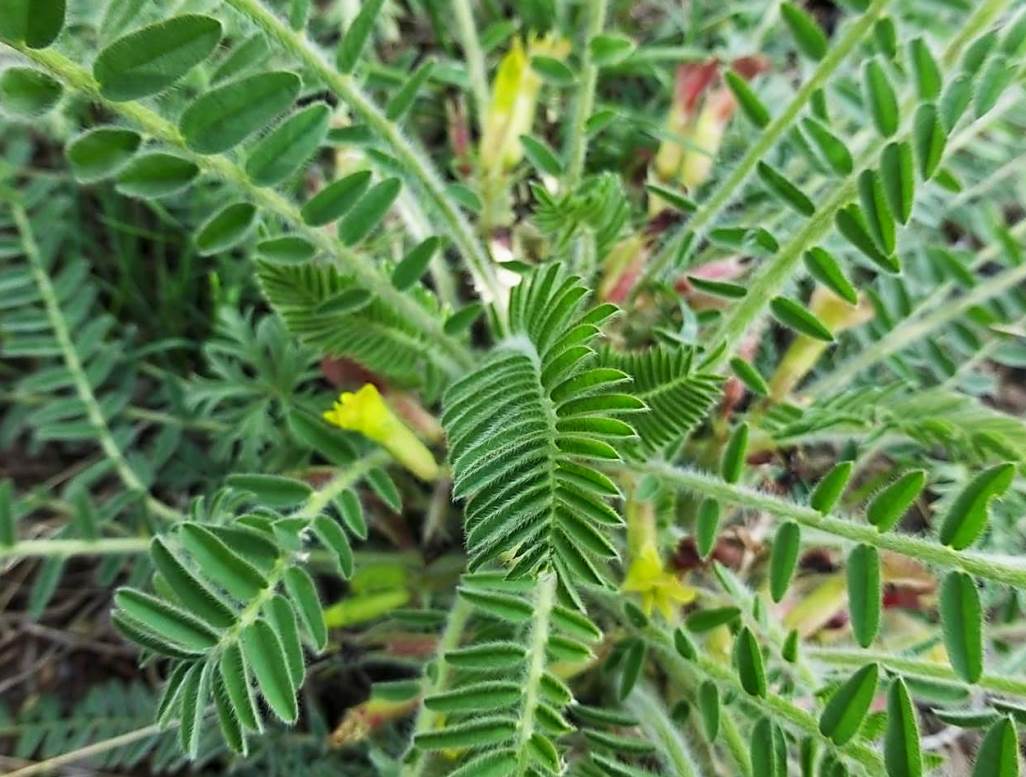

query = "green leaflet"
[810,461,853,513]
[908,38,941,101]
[619,638,646,699]
[940,74,973,131]
[115,152,198,198]
[863,59,899,137]
[757,161,815,216]
[150,536,235,629]
[246,103,331,186]
[885,678,922,777]
[770,521,801,603]
[177,661,210,758]
[803,247,857,305]
[696,498,721,559]
[0,0,66,48]
[339,177,402,245]
[520,134,564,177]
[721,422,749,484]
[729,357,769,396]
[847,544,881,647]
[880,142,914,225]
[114,587,220,650]
[802,117,853,176]
[781,2,827,60]
[646,183,697,213]
[179,523,269,601]
[733,627,767,697]
[687,275,748,299]
[385,59,435,121]
[686,606,740,633]
[972,718,1020,777]
[212,33,269,84]
[751,717,786,777]
[448,750,518,777]
[393,236,442,290]
[226,473,313,507]
[283,566,327,651]
[337,0,386,74]
[195,202,257,255]
[782,630,799,663]
[413,716,517,750]
[858,169,895,255]
[66,127,141,182]
[0,480,12,547]
[444,303,484,335]
[698,680,720,740]
[725,70,770,128]
[531,55,576,85]
[913,103,946,181]
[819,662,878,745]
[220,642,262,732]
[770,296,834,342]
[212,669,246,754]
[312,514,354,579]
[459,587,533,622]
[265,594,305,688]
[938,462,1015,549]
[241,619,299,724]
[425,681,522,713]
[940,571,983,683]
[589,34,635,66]
[93,15,222,100]
[1,67,62,116]
[873,17,897,59]
[835,203,900,274]
[257,236,316,264]
[674,625,697,659]
[867,469,926,532]
[336,489,368,540]
[446,641,526,671]
[974,54,1015,118]
[180,71,301,154]
[300,170,372,226]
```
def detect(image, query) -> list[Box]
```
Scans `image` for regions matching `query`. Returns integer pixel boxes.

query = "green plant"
[2,1,1026,776]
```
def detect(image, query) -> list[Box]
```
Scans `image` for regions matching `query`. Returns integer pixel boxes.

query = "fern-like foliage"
[532,172,631,260]
[257,260,446,394]
[442,264,641,591]
[599,345,723,455]
[764,384,1026,463]
[109,457,383,756]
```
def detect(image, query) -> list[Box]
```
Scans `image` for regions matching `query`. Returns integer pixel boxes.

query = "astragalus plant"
[2,0,1026,775]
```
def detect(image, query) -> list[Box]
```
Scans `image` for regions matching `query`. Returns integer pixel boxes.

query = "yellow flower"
[480,35,570,179]
[622,542,696,621]
[323,384,439,481]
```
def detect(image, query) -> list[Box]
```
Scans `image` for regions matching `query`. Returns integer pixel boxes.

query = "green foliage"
[2,0,1026,775]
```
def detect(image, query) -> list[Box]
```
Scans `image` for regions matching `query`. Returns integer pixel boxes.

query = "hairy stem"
[222,0,507,311]
[639,462,1026,589]
[12,204,183,524]
[636,0,890,289]
[3,722,167,777]
[453,0,490,134]
[0,537,151,560]
[515,571,557,776]
[563,0,608,192]
[405,595,473,777]
[624,682,702,777]
[8,45,474,378]
[807,647,1026,700]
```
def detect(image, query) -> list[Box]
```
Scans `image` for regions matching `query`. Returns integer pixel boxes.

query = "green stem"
[641,621,884,773]
[636,0,890,290]
[4,722,167,777]
[515,571,557,776]
[216,451,388,653]
[563,0,608,192]
[221,0,507,313]
[453,0,490,134]
[0,537,151,560]
[624,682,701,777]
[639,462,1026,589]
[12,204,184,525]
[807,647,1026,700]
[703,0,1012,371]
[404,595,473,777]
[9,45,474,378]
